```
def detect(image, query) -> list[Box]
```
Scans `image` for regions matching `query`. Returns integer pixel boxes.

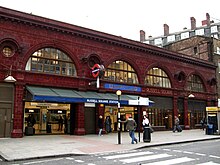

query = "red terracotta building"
[0,7,217,138]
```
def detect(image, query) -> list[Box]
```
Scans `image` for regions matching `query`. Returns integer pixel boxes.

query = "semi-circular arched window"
[187,74,205,92]
[145,67,171,88]
[25,48,77,76]
[104,60,138,84]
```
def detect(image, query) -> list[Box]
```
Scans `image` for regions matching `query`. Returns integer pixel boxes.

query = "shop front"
[24,86,152,135]
[24,102,70,135]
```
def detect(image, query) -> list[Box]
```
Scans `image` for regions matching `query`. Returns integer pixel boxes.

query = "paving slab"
[0,129,219,161]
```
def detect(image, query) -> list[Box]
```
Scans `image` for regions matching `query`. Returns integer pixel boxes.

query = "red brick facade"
[0,7,217,138]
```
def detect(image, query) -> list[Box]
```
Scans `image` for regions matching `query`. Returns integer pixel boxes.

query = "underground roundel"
[91,64,105,78]
[92,64,101,78]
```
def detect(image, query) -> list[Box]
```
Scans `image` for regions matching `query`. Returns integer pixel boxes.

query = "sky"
[1,0,220,41]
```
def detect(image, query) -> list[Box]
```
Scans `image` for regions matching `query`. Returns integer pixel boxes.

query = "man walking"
[125,115,138,144]
[173,115,182,132]
[98,115,103,136]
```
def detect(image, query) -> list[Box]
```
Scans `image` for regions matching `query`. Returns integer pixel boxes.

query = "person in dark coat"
[105,116,112,133]
[27,114,36,127]
[58,115,63,131]
[125,115,138,144]
[98,115,103,136]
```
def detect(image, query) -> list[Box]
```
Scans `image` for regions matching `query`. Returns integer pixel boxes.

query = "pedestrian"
[105,116,112,133]
[125,115,138,144]
[58,115,63,131]
[142,114,153,142]
[142,114,154,132]
[173,115,182,132]
[64,113,70,133]
[142,115,149,127]
[98,115,103,136]
[200,117,206,130]
[27,114,36,127]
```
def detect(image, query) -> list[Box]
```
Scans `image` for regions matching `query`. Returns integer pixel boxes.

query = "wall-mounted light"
[188,94,195,98]
[3,65,16,83]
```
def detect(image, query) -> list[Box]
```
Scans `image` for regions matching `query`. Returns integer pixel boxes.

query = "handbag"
[150,126,154,133]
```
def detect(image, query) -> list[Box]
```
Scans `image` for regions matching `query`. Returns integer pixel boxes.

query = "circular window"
[88,55,101,68]
[2,46,14,57]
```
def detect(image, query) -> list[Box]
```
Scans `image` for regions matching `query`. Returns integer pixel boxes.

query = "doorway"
[84,107,96,134]
[0,107,12,138]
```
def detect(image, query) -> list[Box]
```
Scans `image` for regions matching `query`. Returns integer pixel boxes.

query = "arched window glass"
[145,67,171,88]
[25,48,77,76]
[104,60,138,84]
[187,74,204,92]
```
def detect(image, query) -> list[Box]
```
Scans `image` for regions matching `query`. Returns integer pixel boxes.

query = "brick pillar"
[184,97,190,129]
[74,103,86,135]
[11,83,24,138]
[173,96,178,117]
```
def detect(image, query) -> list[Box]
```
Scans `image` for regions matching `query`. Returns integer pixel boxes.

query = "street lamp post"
[188,93,195,129]
[138,97,140,142]
[116,90,122,144]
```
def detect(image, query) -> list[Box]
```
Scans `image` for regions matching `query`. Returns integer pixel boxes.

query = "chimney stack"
[163,24,169,36]
[190,17,196,30]
[202,13,211,26]
[140,30,145,42]
[206,13,210,26]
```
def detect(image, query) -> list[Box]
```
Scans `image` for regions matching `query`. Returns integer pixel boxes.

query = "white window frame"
[211,26,218,33]
[154,38,162,45]
[195,29,205,36]
[181,32,189,39]
[167,35,175,43]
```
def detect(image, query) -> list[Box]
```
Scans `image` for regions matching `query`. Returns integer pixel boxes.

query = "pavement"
[0,129,220,162]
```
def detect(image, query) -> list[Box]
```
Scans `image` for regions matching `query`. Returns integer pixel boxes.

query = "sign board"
[104,83,142,92]
[128,97,149,106]
[206,106,219,111]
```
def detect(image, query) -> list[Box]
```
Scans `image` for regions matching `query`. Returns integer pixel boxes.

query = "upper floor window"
[195,29,205,36]
[154,38,163,45]
[211,34,219,39]
[167,35,175,43]
[104,60,138,84]
[187,74,204,92]
[145,67,171,88]
[181,32,189,40]
[211,26,218,33]
[25,47,77,76]
[2,46,13,57]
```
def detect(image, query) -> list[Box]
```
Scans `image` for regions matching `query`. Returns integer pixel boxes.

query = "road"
[1,139,220,165]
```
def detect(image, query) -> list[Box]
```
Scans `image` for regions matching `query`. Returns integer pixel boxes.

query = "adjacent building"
[140,13,220,48]
[0,7,217,138]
